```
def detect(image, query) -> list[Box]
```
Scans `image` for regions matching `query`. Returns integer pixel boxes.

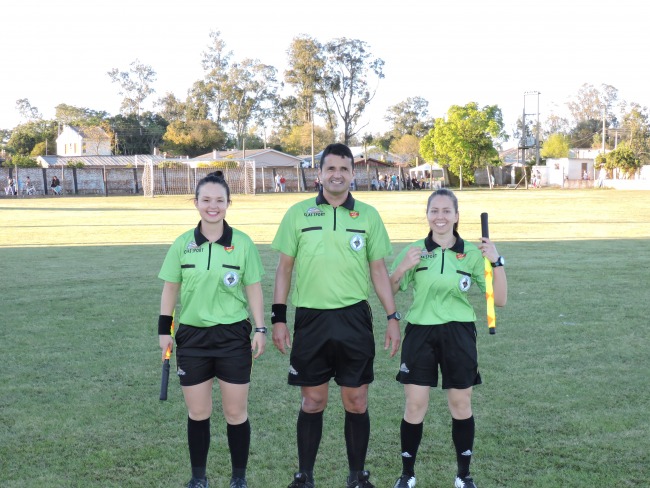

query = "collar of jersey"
[424,230,465,253]
[193,220,233,247]
[315,190,355,210]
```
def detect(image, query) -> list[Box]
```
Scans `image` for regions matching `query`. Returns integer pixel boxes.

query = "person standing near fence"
[271,143,401,488]
[157,171,267,488]
[388,188,507,488]
[275,173,282,193]
[5,176,16,195]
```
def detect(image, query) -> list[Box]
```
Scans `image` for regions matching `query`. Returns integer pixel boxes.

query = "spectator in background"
[371,176,378,191]
[5,176,16,195]
[275,174,282,193]
[51,176,62,195]
[24,176,36,195]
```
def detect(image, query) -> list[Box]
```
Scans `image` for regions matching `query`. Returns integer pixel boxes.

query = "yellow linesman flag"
[484,258,496,334]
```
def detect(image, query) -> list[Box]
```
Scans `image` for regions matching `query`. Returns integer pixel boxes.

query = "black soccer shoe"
[393,473,416,488]
[230,477,248,488]
[186,477,209,488]
[347,470,375,488]
[454,475,477,488]
[288,472,315,488]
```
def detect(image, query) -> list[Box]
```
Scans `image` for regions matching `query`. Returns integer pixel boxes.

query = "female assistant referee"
[157,171,266,488]
[389,189,507,488]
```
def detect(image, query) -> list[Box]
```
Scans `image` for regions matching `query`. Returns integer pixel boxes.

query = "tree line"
[2,31,648,182]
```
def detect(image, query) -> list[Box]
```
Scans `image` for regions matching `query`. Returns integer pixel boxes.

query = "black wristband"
[158,315,173,335]
[271,303,287,324]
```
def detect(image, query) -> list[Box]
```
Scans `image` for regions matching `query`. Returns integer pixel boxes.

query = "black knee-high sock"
[188,417,210,480]
[400,419,423,477]
[452,416,475,478]
[227,419,250,479]
[344,410,370,476]
[297,409,323,480]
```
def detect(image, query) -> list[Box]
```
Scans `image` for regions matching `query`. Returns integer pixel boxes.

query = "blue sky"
[2,0,647,147]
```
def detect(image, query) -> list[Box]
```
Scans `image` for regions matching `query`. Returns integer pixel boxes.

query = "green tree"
[7,121,55,156]
[567,83,618,123]
[154,93,187,123]
[569,119,602,149]
[596,142,641,178]
[320,38,384,144]
[540,133,570,159]
[280,123,334,155]
[619,103,650,165]
[543,112,571,138]
[15,98,41,121]
[185,80,212,121]
[420,102,506,186]
[284,35,325,126]
[162,119,226,157]
[11,154,39,167]
[222,59,279,149]
[389,134,422,165]
[107,59,157,118]
[200,30,232,127]
[110,112,167,155]
[384,96,433,138]
[55,104,109,127]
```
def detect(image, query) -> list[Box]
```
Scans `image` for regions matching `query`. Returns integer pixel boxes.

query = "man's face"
[319,154,354,197]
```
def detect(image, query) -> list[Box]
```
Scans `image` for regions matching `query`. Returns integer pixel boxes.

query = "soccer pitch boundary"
[1,189,649,487]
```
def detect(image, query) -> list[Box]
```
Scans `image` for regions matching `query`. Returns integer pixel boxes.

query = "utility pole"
[523,91,541,188]
[535,92,541,166]
[602,108,606,154]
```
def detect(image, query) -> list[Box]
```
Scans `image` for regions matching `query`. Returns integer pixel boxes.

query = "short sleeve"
[271,206,298,257]
[242,237,265,286]
[158,240,182,283]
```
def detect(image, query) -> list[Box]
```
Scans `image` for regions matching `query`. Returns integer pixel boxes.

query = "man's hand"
[384,319,401,357]
[272,322,292,355]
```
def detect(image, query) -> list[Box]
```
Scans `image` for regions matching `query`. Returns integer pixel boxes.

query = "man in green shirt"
[271,143,401,488]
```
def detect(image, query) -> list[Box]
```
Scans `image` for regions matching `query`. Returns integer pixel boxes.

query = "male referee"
[271,143,401,488]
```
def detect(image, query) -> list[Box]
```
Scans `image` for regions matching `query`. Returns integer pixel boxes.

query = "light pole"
[524,91,541,166]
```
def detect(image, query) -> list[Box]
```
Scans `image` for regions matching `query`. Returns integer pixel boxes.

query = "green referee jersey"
[391,231,486,325]
[272,191,392,309]
[158,220,264,327]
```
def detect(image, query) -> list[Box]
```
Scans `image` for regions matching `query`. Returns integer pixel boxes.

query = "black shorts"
[396,321,482,389]
[288,301,375,387]
[174,320,252,386]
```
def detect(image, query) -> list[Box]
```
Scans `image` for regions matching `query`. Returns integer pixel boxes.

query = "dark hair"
[427,188,459,232]
[319,143,354,169]
[195,170,231,203]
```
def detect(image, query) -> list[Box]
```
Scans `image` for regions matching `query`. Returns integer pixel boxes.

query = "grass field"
[1,189,649,487]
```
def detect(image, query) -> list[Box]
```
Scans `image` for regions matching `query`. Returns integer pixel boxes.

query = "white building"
[56,126,112,156]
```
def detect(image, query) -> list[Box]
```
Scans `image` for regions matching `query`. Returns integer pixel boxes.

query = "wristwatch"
[255,327,268,334]
[491,256,505,268]
[387,311,402,321]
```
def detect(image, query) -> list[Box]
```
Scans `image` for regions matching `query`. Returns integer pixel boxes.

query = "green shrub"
[157,160,186,168]
[196,160,239,169]
[11,155,40,167]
